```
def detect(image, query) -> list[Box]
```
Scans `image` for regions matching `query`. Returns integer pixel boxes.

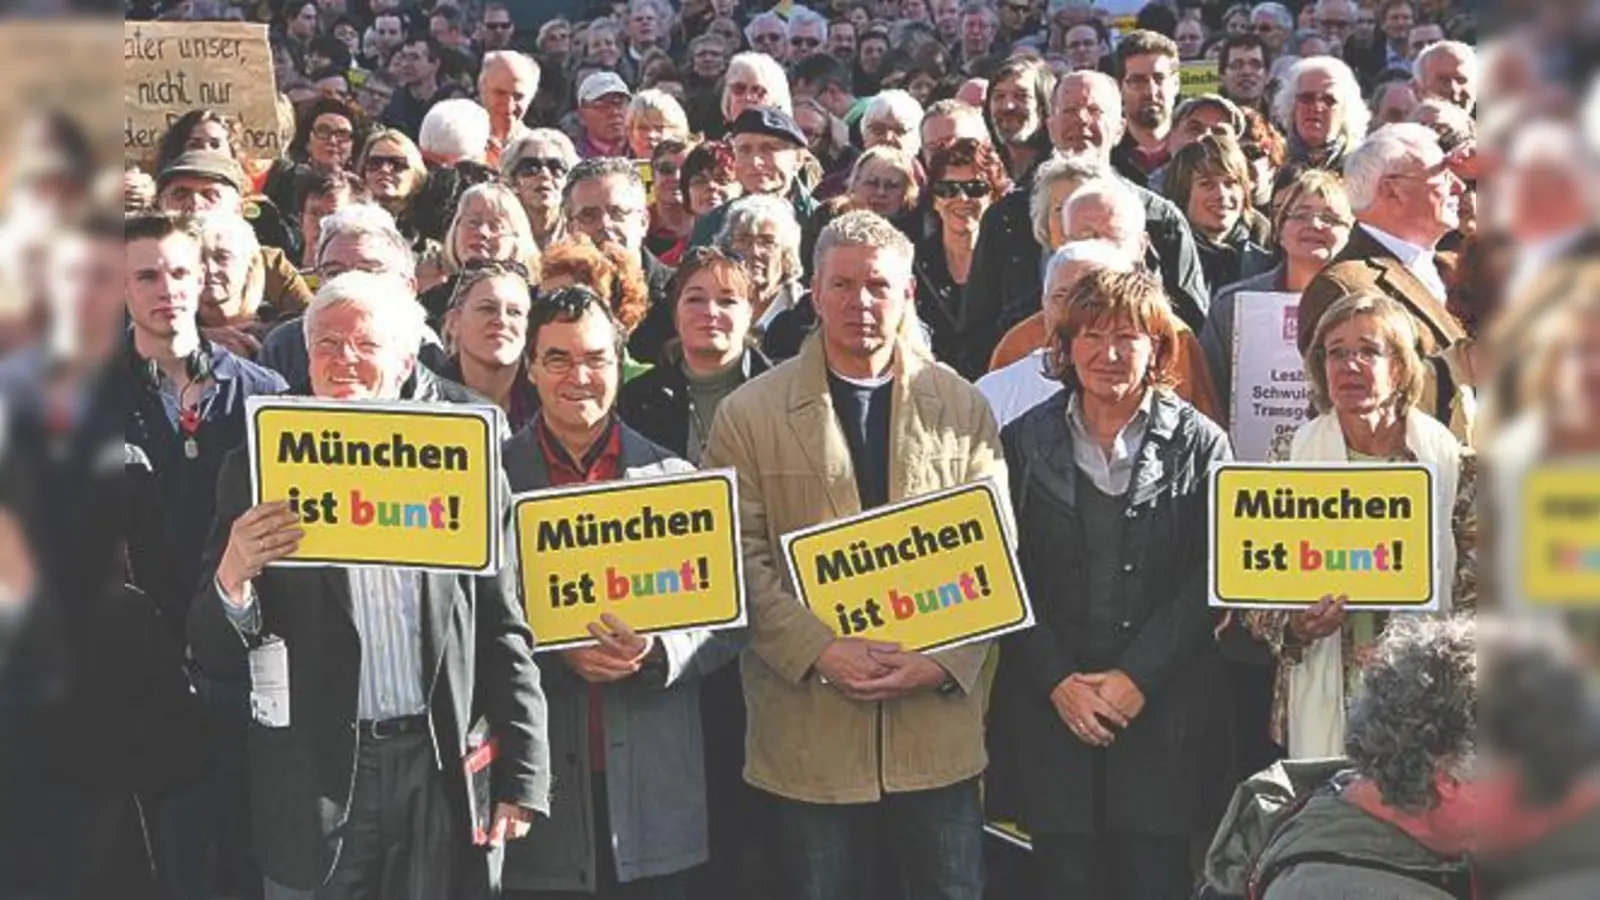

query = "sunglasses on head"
[930,179,989,199]
[448,259,532,307]
[513,156,569,178]
[533,283,607,318]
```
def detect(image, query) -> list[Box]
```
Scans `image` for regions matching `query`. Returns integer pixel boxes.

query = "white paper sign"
[1230,292,1314,461]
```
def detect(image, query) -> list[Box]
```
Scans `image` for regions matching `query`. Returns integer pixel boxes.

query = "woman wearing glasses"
[417,182,540,331]
[1270,57,1371,174]
[355,128,427,224]
[500,128,578,251]
[916,137,1008,379]
[1200,169,1354,421]
[1245,293,1477,761]
[262,97,367,240]
[439,260,542,432]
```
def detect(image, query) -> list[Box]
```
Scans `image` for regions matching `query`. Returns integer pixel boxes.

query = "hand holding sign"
[218,501,303,602]
[561,614,657,683]
[1289,593,1348,642]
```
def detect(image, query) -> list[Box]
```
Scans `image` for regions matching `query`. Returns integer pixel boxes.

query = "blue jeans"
[765,778,986,900]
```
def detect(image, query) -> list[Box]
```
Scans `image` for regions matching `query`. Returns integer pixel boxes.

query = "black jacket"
[187,385,549,891]
[991,388,1231,837]
[913,229,983,380]
[617,346,772,457]
[629,249,679,365]
[959,174,1212,376]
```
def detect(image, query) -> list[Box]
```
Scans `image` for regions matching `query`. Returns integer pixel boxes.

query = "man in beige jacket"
[703,211,1003,899]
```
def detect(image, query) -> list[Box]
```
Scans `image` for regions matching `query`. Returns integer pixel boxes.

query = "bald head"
[1414,40,1476,110]
[479,51,541,134]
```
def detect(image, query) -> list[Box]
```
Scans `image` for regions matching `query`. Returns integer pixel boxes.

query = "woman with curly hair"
[916,137,1008,378]
[537,236,655,383]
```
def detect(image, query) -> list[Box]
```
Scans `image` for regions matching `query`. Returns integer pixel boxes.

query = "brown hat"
[157,150,247,194]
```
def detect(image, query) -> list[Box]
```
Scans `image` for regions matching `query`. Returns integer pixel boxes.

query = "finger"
[587,621,631,656]
[1080,714,1117,744]
[863,640,902,654]
[599,613,636,640]
[1076,672,1108,685]
[257,528,305,555]
[1087,694,1130,729]
[488,813,510,846]
[509,818,532,840]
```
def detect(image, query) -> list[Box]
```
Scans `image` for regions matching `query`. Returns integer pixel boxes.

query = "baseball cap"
[158,150,247,194]
[578,71,632,106]
[729,107,806,149]
[1174,93,1245,135]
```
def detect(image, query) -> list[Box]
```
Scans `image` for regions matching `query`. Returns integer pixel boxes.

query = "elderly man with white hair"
[787,5,829,59]
[861,89,925,155]
[478,50,539,166]
[190,269,547,899]
[1497,120,1600,303]
[1250,2,1294,55]
[1297,123,1467,362]
[977,239,1135,425]
[418,97,491,167]
[745,11,790,62]
[1414,40,1477,111]
[1273,56,1370,171]
[258,203,446,385]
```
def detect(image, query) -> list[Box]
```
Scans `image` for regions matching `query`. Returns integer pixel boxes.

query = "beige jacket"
[702,333,1005,804]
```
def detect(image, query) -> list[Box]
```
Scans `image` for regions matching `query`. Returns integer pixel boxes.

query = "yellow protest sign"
[1210,463,1439,610]
[1179,59,1222,98]
[511,471,745,652]
[247,397,503,573]
[781,479,1032,654]
[1518,466,1600,607]
[124,22,282,162]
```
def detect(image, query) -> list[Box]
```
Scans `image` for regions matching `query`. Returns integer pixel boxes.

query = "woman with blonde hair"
[439,260,541,431]
[417,182,540,329]
[356,127,426,223]
[1247,293,1477,759]
[625,88,692,160]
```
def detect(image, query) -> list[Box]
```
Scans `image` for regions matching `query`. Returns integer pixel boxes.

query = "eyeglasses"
[930,179,989,199]
[571,204,642,227]
[1321,345,1390,366]
[1284,209,1351,228]
[1253,22,1278,32]
[364,154,409,172]
[513,156,569,178]
[461,215,512,235]
[312,124,355,142]
[534,349,619,376]
[1295,91,1339,108]
[791,36,822,49]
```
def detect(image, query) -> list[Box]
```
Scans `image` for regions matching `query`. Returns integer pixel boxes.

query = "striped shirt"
[220,567,427,721]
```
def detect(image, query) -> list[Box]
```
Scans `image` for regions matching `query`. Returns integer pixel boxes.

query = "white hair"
[1251,1,1293,29]
[723,51,793,116]
[1342,122,1441,212]
[197,212,260,257]
[303,271,427,358]
[627,88,691,137]
[1028,154,1106,246]
[715,193,804,282]
[314,203,414,274]
[1414,40,1476,83]
[862,89,926,154]
[1043,238,1136,288]
[745,11,786,43]
[787,5,827,36]
[478,50,540,93]
[1272,56,1370,148]
[1315,0,1357,15]
[499,128,578,181]
[418,98,491,163]
[1060,176,1147,252]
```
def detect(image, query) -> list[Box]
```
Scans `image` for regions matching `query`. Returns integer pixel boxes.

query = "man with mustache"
[1110,30,1180,188]
[984,55,1054,181]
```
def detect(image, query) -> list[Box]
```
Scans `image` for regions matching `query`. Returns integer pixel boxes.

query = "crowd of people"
[4,0,1592,897]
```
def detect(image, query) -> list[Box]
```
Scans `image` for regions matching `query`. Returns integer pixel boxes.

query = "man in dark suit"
[1297,122,1467,358]
[189,271,550,899]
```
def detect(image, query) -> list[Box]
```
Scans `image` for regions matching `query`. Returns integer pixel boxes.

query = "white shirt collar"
[1361,222,1431,268]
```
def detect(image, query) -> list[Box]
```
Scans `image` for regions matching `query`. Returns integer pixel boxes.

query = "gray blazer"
[1197,264,1287,426]
[499,421,742,891]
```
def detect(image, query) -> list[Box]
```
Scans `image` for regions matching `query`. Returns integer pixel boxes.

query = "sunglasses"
[364,154,409,172]
[513,156,569,178]
[485,20,512,29]
[930,179,989,199]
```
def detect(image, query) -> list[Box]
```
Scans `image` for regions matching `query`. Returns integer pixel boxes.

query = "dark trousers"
[764,778,986,900]
[1031,833,1192,900]
[522,776,692,900]
[264,731,462,900]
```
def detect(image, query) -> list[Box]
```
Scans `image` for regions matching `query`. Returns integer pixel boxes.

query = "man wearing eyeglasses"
[1218,34,1270,113]
[574,72,632,160]
[786,7,830,64]
[1248,2,1294,56]
[998,0,1040,47]
[1297,124,1469,403]
[500,286,738,900]
[1312,0,1358,55]
[191,271,548,899]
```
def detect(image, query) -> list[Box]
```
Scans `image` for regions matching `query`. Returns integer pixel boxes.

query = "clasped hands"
[1050,670,1145,747]
[814,637,948,702]
[560,613,656,683]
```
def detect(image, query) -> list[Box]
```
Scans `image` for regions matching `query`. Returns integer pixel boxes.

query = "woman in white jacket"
[1247,292,1478,759]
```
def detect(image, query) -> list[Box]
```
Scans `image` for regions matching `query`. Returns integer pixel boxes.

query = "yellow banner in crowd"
[782,480,1032,654]
[512,471,745,652]
[1518,466,1600,607]
[1210,463,1439,610]
[247,397,503,573]
[124,21,282,161]
[1179,59,1222,98]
